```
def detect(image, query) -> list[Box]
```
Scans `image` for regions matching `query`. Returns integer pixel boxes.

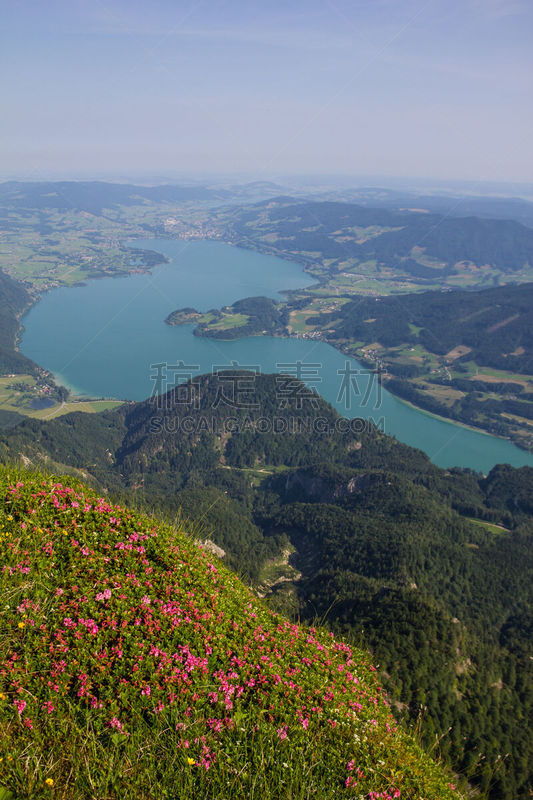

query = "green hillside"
[0,269,38,376]
[298,282,533,450]
[1,373,532,799]
[321,282,533,374]
[0,465,460,799]
[213,199,533,292]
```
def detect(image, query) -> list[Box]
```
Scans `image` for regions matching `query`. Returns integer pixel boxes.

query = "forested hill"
[0,267,38,375]
[0,372,532,798]
[303,281,533,450]
[321,282,533,374]
[220,198,533,275]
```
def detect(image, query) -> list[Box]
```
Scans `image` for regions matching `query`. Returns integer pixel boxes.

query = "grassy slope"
[0,465,460,800]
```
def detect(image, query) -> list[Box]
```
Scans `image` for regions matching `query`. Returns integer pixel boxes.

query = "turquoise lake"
[20,238,533,473]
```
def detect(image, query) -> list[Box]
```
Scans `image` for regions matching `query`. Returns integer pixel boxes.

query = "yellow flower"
[187,757,196,766]
[17,622,25,629]
[0,692,6,700]
[45,778,54,787]
[7,515,13,521]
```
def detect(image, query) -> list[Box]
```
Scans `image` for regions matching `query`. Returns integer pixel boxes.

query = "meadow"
[0,465,460,800]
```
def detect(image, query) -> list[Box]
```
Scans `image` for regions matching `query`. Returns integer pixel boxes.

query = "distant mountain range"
[318,187,533,228]
[2,178,533,225]
[0,179,294,216]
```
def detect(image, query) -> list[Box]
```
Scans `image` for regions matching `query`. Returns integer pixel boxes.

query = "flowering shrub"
[0,466,460,799]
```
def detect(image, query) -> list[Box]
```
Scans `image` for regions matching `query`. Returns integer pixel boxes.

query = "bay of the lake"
[20,238,533,473]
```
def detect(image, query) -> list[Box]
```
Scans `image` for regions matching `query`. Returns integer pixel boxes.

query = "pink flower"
[276,726,288,740]
[14,699,26,714]
[108,716,128,734]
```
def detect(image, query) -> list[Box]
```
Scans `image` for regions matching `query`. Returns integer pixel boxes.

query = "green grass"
[0,465,462,800]
[33,399,124,420]
[288,310,315,334]
[207,312,249,331]
[466,517,510,535]
[0,376,123,420]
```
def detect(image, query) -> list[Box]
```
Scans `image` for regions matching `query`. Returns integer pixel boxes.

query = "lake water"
[21,239,533,473]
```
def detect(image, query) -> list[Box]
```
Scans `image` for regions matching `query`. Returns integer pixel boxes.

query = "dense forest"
[318,282,533,374]
[0,268,39,375]
[0,371,531,799]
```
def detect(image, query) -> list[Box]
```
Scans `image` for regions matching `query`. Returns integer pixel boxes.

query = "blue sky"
[2,0,532,182]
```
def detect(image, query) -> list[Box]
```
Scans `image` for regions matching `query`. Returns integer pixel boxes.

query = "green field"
[466,517,510,535]
[0,203,177,290]
[288,297,350,334]
[0,375,123,420]
[205,312,249,331]
[456,361,533,386]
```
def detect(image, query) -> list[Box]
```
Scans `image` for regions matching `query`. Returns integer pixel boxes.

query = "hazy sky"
[2,0,532,182]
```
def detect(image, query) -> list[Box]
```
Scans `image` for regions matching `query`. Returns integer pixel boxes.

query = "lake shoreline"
[19,238,533,471]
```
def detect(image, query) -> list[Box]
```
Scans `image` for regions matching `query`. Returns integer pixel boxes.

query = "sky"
[2,0,532,183]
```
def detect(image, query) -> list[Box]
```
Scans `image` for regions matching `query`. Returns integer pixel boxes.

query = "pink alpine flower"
[14,699,26,714]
